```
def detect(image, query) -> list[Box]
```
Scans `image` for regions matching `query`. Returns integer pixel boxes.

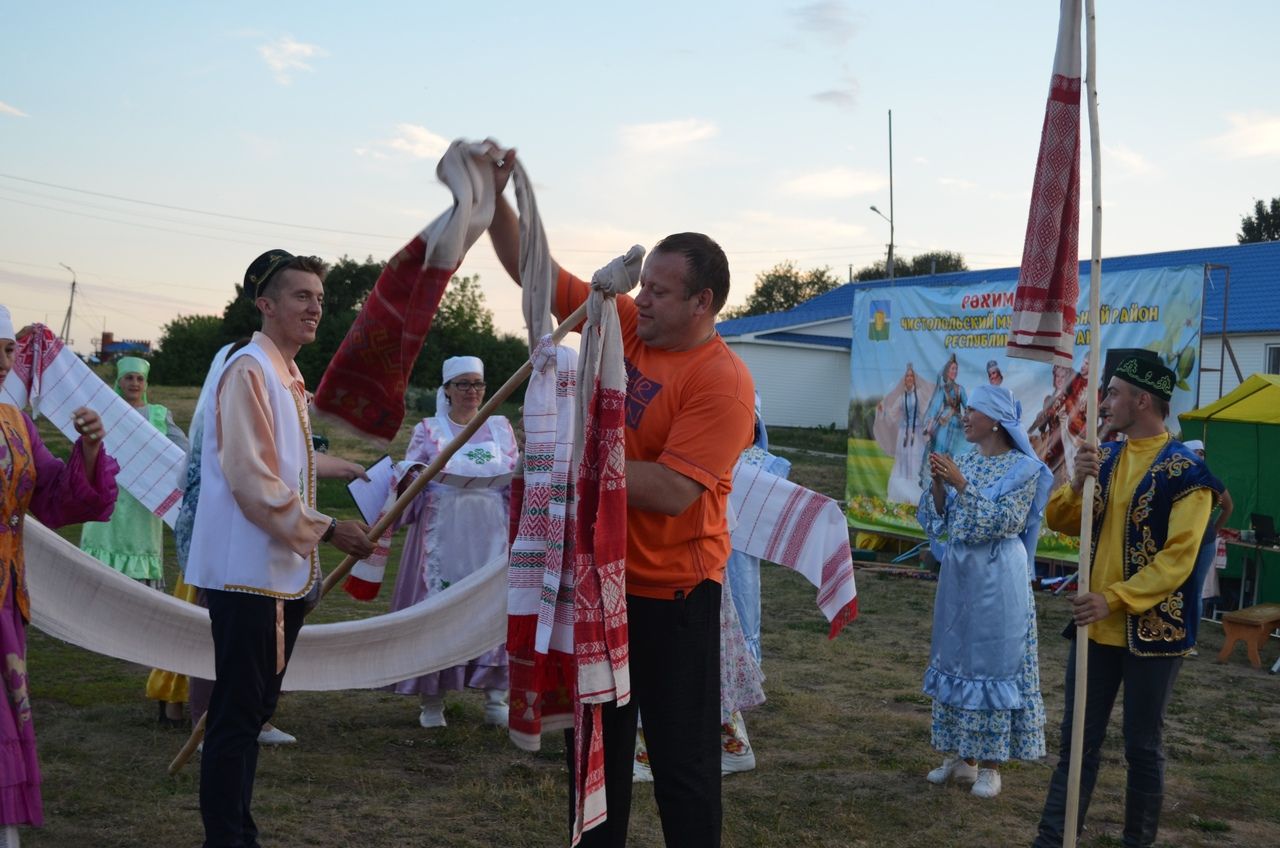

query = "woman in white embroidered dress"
[389,355,518,728]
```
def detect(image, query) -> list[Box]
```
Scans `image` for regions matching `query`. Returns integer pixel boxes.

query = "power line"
[0,184,384,252]
[0,173,979,261]
[0,172,406,240]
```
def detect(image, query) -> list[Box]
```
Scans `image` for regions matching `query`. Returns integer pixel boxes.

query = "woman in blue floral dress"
[917,384,1054,799]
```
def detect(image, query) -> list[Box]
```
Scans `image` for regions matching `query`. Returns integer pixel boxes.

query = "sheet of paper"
[347,455,394,524]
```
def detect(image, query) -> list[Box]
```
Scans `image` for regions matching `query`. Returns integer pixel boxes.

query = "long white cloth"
[26,519,507,690]
[1,326,185,526]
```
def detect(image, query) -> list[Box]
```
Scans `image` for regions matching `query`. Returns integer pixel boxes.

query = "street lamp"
[870,205,894,281]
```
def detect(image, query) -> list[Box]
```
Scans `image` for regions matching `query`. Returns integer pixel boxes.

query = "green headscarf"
[114,356,167,432]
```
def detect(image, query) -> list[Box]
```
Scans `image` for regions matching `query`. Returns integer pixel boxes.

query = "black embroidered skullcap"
[243,249,296,299]
[1110,348,1176,401]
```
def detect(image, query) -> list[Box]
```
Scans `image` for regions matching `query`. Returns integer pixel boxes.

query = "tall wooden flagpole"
[1065,0,1102,844]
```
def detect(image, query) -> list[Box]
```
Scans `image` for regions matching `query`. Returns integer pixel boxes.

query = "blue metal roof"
[717,241,1280,338]
[756,331,851,349]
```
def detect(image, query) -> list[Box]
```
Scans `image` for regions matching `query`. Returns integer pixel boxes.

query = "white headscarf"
[436,355,485,421]
[0,306,15,341]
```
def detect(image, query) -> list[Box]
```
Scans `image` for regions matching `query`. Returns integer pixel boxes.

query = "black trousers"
[200,590,306,848]
[567,579,722,848]
[1032,640,1182,848]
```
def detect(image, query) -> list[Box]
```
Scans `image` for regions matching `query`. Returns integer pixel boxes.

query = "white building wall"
[785,317,853,339]
[1196,332,1280,407]
[724,341,850,428]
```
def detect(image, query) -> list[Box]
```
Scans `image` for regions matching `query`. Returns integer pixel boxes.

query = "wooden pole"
[1064,1,1102,845]
[167,298,592,777]
[167,711,206,777]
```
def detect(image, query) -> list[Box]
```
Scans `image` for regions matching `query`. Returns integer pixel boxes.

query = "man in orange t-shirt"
[488,150,755,848]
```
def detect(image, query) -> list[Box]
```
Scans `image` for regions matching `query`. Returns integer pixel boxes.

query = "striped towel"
[507,339,579,751]
[570,249,640,841]
[729,461,859,637]
[1008,0,1083,366]
[1,324,185,526]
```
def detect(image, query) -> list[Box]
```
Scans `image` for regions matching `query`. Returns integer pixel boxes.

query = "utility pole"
[887,109,895,280]
[58,263,77,344]
[869,109,896,282]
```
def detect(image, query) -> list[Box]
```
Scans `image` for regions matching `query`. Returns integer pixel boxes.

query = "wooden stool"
[1217,603,1280,669]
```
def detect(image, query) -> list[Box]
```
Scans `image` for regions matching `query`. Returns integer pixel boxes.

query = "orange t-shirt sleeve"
[553,266,638,335]
[657,391,755,491]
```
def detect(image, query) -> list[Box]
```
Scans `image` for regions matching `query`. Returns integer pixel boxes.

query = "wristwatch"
[321,517,337,543]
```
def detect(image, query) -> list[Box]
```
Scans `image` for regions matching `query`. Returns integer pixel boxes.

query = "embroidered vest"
[1093,437,1222,656]
[0,406,35,621]
[185,344,319,598]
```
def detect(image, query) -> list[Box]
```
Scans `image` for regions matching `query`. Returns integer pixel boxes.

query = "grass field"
[20,388,1280,846]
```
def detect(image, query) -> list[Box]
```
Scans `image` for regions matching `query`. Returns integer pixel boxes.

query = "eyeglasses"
[450,380,486,392]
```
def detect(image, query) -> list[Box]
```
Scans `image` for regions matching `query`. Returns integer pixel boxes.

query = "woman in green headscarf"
[80,357,188,588]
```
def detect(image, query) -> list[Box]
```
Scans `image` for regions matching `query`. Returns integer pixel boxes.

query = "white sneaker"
[483,688,509,728]
[721,712,757,776]
[926,756,978,785]
[257,726,297,746]
[419,695,447,728]
[971,768,1002,798]
[722,747,756,775]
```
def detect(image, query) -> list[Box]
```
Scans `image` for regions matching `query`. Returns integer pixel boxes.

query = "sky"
[2,1,1277,354]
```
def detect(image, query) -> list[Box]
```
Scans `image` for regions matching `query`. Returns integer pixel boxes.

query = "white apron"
[419,416,516,591]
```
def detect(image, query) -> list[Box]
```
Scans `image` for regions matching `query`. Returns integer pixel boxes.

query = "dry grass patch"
[17,389,1280,846]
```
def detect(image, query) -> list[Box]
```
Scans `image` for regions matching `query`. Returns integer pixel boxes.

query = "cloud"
[384,124,450,159]
[0,101,27,118]
[356,124,448,161]
[779,167,886,199]
[1102,142,1156,177]
[812,77,858,111]
[619,118,717,154]
[791,1,857,47]
[732,209,869,243]
[938,176,977,190]
[1208,112,1280,159]
[258,36,326,84]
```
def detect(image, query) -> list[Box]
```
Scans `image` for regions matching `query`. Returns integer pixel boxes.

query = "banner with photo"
[846,265,1205,561]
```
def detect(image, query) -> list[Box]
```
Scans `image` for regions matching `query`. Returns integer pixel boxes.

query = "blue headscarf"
[967,384,1055,568]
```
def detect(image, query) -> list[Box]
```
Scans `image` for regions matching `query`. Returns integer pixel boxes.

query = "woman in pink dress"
[388,355,518,729]
[0,307,118,845]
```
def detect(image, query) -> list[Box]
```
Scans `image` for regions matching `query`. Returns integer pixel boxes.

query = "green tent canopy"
[1180,374,1280,606]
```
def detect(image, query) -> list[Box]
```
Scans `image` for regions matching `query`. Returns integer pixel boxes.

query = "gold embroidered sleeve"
[1106,488,1212,615]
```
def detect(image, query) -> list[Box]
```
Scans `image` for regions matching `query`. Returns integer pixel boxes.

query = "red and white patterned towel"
[729,462,858,637]
[507,339,578,751]
[314,140,499,443]
[1008,0,1083,366]
[570,250,640,842]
